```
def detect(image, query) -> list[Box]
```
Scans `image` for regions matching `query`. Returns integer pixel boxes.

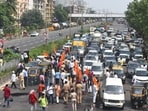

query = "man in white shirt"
[46,83,54,104]
[11,71,17,88]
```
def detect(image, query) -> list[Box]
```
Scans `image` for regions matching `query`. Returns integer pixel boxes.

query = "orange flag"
[84,68,89,76]
[78,69,83,81]
[43,52,49,58]
[92,76,97,85]
[60,51,65,62]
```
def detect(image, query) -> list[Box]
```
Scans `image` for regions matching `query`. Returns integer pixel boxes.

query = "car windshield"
[120,55,129,58]
[113,69,123,75]
[104,52,113,55]
[92,66,102,71]
[105,85,124,94]
[128,63,139,68]
[104,56,116,61]
[85,56,96,61]
[120,50,130,55]
[132,88,143,94]
[26,61,38,67]
[88,52,98,56]
[84,62,92,66]
[136,70,148,76]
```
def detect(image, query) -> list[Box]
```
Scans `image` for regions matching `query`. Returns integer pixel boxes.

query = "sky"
[85,0,133,13]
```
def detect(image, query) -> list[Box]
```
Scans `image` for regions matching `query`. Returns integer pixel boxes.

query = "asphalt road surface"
[3,21,127,52]
[3,23,100,52]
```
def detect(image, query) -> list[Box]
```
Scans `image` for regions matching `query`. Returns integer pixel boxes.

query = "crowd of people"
[2,47,102,111]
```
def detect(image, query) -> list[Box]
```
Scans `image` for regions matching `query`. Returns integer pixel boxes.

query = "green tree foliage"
[125,0,148,38]
[20,9,45,30]
[0,0,17,30]
[54,5,69,22]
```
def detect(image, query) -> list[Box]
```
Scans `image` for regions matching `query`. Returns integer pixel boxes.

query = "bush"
[3,49,20,62]
[29,38,67,59]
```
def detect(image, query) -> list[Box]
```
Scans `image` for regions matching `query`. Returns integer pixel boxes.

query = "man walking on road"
[3,84,11,107]
[19,71,25,90]
[22,68,28,87]
[11,71,17,88]
[38,92,48,111]
[29,89,37,111]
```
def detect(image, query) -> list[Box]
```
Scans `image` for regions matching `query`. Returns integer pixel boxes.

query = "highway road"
[3,21,127,52]
[0,21,143,111]
[3,23,99,52]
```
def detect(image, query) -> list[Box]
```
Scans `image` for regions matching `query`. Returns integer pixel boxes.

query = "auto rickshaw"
[130,82,147,109]
[28,66,42,85]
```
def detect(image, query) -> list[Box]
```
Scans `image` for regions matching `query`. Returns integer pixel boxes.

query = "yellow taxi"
[112,65,126,84]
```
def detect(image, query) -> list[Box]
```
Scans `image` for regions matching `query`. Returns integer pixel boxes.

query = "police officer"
[63,81,70,104]
[76,81,83,104]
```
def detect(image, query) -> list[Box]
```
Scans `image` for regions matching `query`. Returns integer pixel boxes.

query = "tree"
[54,5,69,22]
[20,9,45,30]
[125,0,148,38]
[0,0,17,34]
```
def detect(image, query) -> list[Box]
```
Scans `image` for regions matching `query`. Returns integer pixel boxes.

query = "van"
[103,78,125,109]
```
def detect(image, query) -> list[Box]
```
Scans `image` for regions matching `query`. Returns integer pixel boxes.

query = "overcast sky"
[85,0,133,13]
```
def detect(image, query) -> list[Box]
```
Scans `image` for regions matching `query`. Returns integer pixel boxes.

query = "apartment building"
[16,0,29,20]
[33,0,55,23]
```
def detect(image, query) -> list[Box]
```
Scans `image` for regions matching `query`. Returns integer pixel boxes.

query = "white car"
[84,54,98,63]
[30,31,39,37]
[83,61,93,71]
[132,68,148,83]
[91,62,104,79]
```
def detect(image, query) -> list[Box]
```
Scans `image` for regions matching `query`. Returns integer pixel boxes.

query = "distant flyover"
[68,13,125,18]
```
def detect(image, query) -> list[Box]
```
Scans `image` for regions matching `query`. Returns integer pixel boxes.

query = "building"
[16,0,29,20]
[55,0,87,14]
[33,0,55,23]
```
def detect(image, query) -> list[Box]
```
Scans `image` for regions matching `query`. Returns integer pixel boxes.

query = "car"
[103,49,114,58]
[30,31,39,37]
[126,61,140,78]
[132,68,148,84]
[83,61,93,71]
[84,54,98,63]
[112,65,126,84]
[91,62,104,79]
[103,77,125,109]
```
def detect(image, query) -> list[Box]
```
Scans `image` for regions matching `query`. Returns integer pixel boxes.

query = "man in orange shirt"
[37,81,45,98]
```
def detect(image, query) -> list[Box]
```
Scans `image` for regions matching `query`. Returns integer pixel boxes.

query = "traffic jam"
[63,25,148,110]
[25,24,148,110]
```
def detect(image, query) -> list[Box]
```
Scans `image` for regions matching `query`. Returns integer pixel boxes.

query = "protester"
[38,92,48,111]
[11,71,17,88]
[46,83,54,104]
[37,81,45,98]
[70,89,77,111]
[28,89,37,111]
[54,82,61,104]
[22,68,28,87]
[3,84,11,107]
